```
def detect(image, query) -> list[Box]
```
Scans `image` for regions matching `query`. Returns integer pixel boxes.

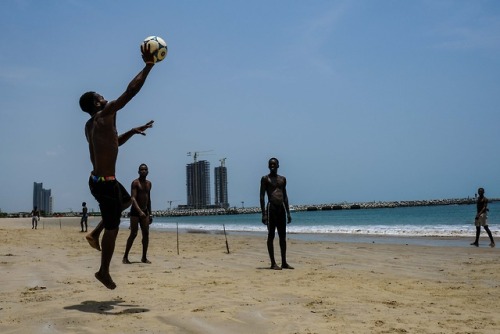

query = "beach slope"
[1,218,499,333]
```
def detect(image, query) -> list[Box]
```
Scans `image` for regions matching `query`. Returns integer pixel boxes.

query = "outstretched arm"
[100,46,156,118]
[118,120,154,146]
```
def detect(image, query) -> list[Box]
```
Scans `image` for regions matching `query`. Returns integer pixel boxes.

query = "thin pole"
[176,222,179,255]
[223,224,230,254]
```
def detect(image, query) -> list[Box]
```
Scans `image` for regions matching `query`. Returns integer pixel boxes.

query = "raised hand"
[134,120,154,136]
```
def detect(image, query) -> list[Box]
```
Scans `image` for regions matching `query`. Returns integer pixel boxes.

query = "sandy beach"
[1,217,499,334]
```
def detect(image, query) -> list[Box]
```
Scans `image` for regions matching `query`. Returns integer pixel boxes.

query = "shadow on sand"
[64,299,149,315]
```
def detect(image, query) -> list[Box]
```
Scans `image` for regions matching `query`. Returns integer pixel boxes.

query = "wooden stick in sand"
[176,222,179,255]
[223,224,230,254]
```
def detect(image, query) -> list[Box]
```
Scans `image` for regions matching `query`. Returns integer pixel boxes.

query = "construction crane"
[219,157,227,167]
[187,150,214,162]
[167,200,180,210]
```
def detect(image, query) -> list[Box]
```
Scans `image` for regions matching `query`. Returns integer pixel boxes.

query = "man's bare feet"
[270,264,282,270]
[141,258,151,264]
[470,242,479,247]
[95,272,116,290]
[282,263,294,269]
[86,234,101,251]
[490,242,495,248]
[122,258,131,264]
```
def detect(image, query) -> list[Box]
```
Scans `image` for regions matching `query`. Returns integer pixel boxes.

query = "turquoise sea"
[119,202,500,246]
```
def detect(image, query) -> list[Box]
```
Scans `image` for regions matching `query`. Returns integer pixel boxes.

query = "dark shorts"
[267,203,286,239]
[88,176,131,230]
[130,206,149,218]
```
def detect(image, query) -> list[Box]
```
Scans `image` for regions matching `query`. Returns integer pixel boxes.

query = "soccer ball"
[141,36,168,63]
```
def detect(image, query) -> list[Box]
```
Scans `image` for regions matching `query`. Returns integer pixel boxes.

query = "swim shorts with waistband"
[130,206,149,218]
[88,175,131,230]
[266,203,287,238]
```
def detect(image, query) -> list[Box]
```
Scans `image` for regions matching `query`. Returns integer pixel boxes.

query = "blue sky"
[1,0,500,213]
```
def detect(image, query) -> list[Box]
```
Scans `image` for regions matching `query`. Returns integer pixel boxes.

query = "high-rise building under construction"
[214,161,229,209]
[186,160,211,209]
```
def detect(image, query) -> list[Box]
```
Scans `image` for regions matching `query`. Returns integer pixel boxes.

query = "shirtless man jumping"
[260,157,294,270]
[79,47,157,289]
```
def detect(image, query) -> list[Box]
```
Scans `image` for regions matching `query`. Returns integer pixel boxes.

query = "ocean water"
[137,202,500,238]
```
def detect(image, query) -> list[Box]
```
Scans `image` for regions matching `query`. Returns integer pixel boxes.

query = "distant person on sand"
[80,202,88,232]
[260,157,294,270]
[470,187,495,248]
[123,163,153,264]
[31,206,40,229]
[79,46,157,289]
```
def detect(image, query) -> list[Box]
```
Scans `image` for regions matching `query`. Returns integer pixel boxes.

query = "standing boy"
[260,157,294,270]
[123,163,153,264]
[31,206,40,229]
[80,202,88,232]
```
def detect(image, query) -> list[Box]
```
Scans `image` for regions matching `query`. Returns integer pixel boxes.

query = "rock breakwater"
[154,197,488,217]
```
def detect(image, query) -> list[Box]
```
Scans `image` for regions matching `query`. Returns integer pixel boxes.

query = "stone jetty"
[153,197,491,217]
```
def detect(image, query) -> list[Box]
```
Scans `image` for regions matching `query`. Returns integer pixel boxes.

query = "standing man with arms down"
[31,206,40,229]
[123,163,153,264]
[260,157,294,270]
[470,187,495,248]
[80,202,88,232]
[79,47,157,289]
